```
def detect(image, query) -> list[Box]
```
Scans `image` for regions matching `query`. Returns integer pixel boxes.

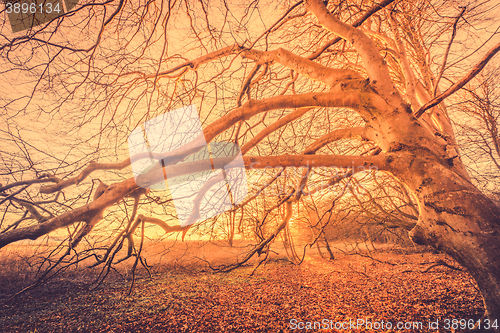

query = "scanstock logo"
[128,105,248,227]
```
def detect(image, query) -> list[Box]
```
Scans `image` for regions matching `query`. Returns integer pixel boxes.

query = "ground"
[0,248,485,332]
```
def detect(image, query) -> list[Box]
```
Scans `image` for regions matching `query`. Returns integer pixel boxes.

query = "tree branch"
[244,154,388,171]
[306,0,399,103]
[40,91,374,194]
[433,7,466,98]
[416,41,500,118]
[205,91,380,143]
[0,177,59,193]
[294,127,375,201]
[241,107,313,154]
[0,178,138,249]
[40,160,131,194]
[120,44,244,80]
[308,0,396,60]
[303,127,374,154]
[388,13,418,110]
[0,151,390,249]
[241,48,363,87]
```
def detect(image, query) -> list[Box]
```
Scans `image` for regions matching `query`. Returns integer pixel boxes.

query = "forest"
[1,0,499,331]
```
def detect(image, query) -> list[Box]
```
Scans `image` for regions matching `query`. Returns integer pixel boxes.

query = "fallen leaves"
[0,252,483,332]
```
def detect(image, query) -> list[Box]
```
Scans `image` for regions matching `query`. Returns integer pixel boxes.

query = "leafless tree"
[452,65,500,203]
[1,0,500,323]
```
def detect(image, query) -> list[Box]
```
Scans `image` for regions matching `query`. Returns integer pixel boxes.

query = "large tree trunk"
[375,107,500,323]
[400,155,500,322]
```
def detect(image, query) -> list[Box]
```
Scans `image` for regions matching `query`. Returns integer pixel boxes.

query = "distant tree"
[453,66,500,201]
[1,0,500,323]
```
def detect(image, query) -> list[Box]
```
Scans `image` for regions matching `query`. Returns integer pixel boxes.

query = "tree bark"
[404,160,500,322]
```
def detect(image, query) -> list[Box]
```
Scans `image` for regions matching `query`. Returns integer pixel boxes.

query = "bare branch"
[120,44,244,80]
[433,7,467,98]
[205,91,382,144]
[39,160,131,194]
[304,127,374,154]
[241,107,313,154]
[416,41,500,118]
[0,178,138,249]
[40,91,375,194]
[306,0,400,103]
[308,0,397,60]
[0,150,389,249]
[241,48,363,86]
[0,177,59,193]
[244,154,389,171]
[388,14,418,109]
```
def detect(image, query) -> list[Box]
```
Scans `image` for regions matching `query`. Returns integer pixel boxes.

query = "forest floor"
[0,250,485,332]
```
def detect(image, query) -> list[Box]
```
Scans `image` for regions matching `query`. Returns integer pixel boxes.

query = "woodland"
[1,0,500,331]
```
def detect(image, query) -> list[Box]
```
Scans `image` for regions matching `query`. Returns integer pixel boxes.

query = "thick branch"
[41,91,373,194]
[306,0,399,102]
[388,14,418,109]
[40,160,131,193]
[0,178,138,249]
[0,151,390,248]
[122,44,244,79]
[18,201,47,223]
[0,177,59,193]
[138,215,187,233]
[308,0,396,60]
[241,48,363,86]
[244,154,389,171]
[205,91,379,143]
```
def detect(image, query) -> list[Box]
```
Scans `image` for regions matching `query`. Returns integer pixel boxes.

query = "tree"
[453,65,500,202]
[1,0,500,324]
